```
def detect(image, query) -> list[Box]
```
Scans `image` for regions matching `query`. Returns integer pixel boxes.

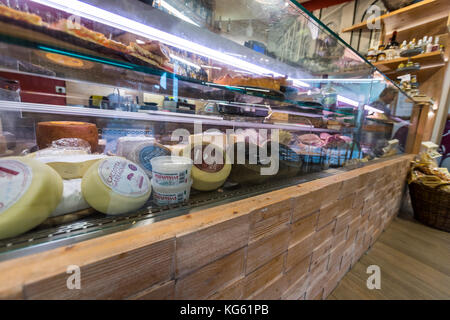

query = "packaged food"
[150,156,192,188]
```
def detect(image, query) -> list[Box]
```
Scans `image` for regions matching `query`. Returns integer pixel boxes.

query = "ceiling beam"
[300,0,354,12]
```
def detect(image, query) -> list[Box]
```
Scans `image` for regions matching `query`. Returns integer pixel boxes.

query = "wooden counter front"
[0,155,414,300]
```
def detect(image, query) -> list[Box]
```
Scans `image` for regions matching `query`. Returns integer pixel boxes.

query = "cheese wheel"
[26,148,90,158]
[116,136,155,159]
[0,157,63,239]
[52,179,90,217]
[182,142,231,191]
[36,154,107,179]
[127,141,171,177]
[81,156,151,215]
[36,121,98,152]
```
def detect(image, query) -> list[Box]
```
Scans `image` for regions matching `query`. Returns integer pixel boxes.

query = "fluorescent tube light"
[201,65,222,70]
[291,78,381,83]
[337,95,359,107]
[170,54,201,70]
[290,79,311,88]
[160,1,200,27]
[31,0,283,77]
[364,105,384,113]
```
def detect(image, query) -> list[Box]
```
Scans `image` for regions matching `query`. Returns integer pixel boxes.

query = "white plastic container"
[150,156,193,187]
[151,180,192,206]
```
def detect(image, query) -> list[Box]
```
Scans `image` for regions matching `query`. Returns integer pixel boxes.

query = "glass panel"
[0,0,415,258]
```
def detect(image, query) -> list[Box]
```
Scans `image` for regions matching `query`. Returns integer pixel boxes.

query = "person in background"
[369,86,398,117]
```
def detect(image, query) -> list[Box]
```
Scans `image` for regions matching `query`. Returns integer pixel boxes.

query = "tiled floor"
[329,213,450,300]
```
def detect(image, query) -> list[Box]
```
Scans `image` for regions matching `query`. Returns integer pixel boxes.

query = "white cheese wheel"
[36,154,107,179]
[116,136,155,159]
[0,157,63,239]
[127,141,171,177]
[182,142,231,191]
[51,179,90,217]
[81,156,151,215]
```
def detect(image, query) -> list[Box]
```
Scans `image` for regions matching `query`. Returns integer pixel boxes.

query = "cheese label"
[138,144,170,172]
[98,158,149,198]
[153,189,188,205]
[0,160,33,214]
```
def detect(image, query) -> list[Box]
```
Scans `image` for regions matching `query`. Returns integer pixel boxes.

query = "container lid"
[150,156,193,171]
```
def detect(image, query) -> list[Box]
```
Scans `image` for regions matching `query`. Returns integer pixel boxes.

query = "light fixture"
[201,65,222,70]
[31,0,284,77]
[291,78,382,83]
[160,1,200,27]
[169,54,201,70]
[290,79,311,88]
[364,105,384,113]
[337,95,359,107]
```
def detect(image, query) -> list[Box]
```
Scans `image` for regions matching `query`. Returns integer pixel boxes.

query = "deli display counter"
[0,0,420,300]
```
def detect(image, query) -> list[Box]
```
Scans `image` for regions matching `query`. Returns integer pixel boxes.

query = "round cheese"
[182,142,231,191]
[51,179,90,217]
[36,121,98,152]
[36,154,107,179]
[81,156,151,215]
[128,142,171,177]
[116,136,155,159]
[0,157,63,239]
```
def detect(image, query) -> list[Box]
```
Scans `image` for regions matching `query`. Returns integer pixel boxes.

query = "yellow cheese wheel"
[182,142,231,191]
[36,154,107,179]
[0,157,63,240]
[81,156,151,215]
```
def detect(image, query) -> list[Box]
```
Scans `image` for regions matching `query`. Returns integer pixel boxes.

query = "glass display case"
[0,0,415,260]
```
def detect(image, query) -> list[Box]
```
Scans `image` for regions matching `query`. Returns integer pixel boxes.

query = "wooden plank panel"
[289,211,318,246]
[246,227,290,274]
[249,199,291,243]
[286,233,314,272]
[24,238,175,300]
[175,215,249,277]
[243,253,285,299]
[175,248,246,300]
[127,280,175,300]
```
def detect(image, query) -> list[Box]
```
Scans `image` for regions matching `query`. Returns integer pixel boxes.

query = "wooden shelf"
[373,51,445,72]
[385,62,443,80]
[342,0,450,34]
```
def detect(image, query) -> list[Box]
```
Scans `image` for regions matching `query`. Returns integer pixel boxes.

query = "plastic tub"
[151,180,192,206]
[150,156,193,187]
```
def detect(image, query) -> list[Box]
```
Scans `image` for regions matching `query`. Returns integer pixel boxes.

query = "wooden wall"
[0,155,413,300]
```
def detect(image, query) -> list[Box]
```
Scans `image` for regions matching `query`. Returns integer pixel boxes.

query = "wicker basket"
[408,182,450,232]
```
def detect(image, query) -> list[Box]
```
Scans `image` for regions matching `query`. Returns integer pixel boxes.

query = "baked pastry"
[214,74,288,91]
[52,19,108,45]
[127,42,164,67]
[0,5,44,26]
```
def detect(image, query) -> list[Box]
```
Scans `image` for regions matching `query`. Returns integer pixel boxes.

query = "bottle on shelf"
[432,36,440,52]
[386,31,399,49]
[426,36,433,53]
[421,36,428,52]
[417,39,423,51]
[400,40,407,50]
